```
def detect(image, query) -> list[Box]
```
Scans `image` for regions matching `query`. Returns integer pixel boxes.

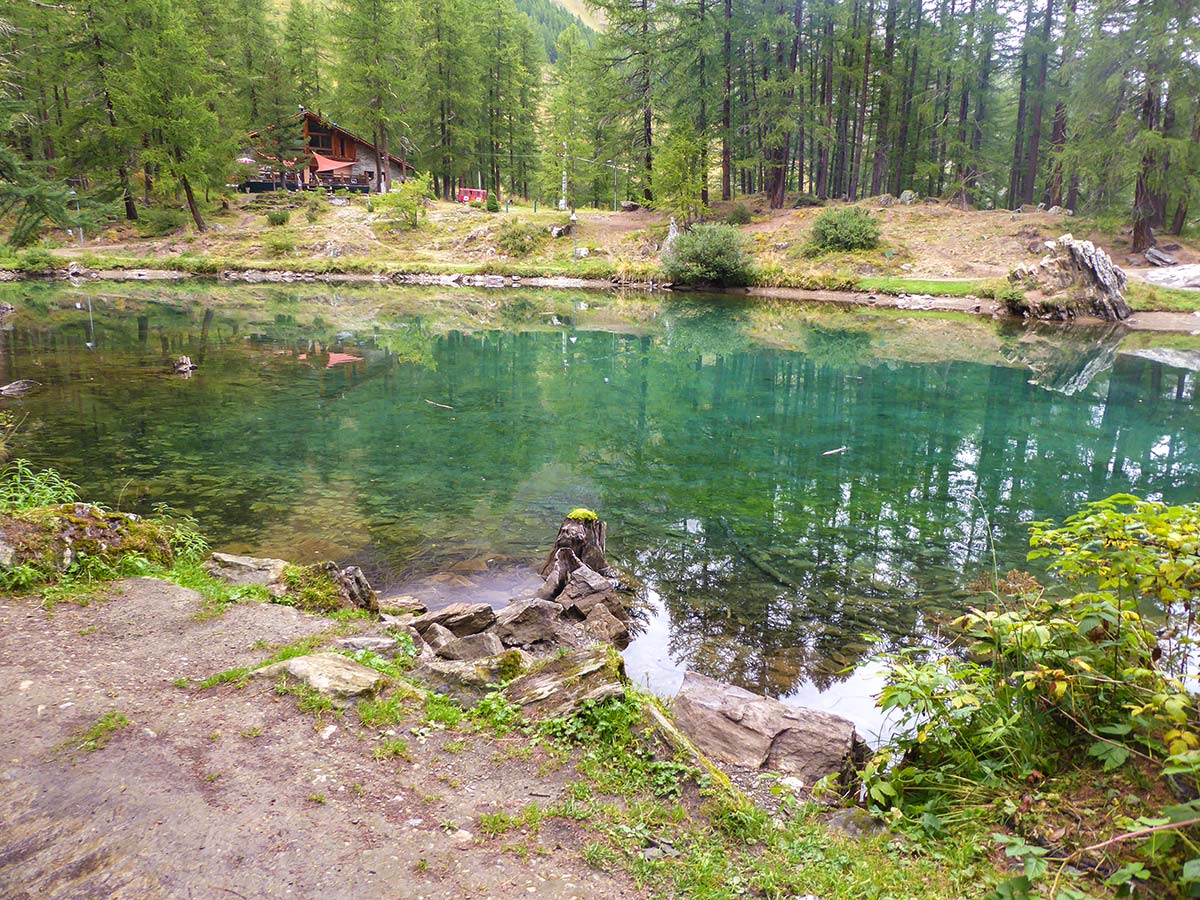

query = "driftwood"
[0,380,40,397]
[534,512,615,602]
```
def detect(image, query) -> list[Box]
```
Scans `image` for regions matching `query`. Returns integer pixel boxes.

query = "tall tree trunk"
[1021,0,1054,206]
[848,0,874,200]
[965,0,997,201]
[1008,0,1035,207]
[721,0,733,200]
[891,0,920,195]
[86,3,137,221]
[1131,76,1160,252]
[815,12,834,198]
[180,173,207,233]
[869,0,897,195]
[1170,115,1200,235]
[699,0,710,205]
[1042,0,1077,207]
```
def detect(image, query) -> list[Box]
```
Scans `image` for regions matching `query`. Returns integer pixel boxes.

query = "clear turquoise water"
[2,284,1197,722]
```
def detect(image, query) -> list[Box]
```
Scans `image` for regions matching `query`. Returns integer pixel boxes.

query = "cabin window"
[308,129,332,150]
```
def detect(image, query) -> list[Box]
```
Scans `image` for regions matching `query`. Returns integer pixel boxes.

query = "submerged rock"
[502,647,626,719]
[254,652,385,699]
[411,602,496,637]
[671,671,867,785]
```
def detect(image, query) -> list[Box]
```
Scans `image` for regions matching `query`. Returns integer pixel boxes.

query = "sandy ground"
[0,578,645,900]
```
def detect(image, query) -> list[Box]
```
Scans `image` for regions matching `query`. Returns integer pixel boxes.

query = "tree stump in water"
[535,510,614,602]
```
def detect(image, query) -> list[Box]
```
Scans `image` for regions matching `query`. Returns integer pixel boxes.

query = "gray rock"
[379,594,428,616]
[826,807,886,838]
[411,650,531,705]
[1008,233,1130,321]
[898,190,918,205]
[411,602,496,637]
[253,652,385,699]
[1145,247,1178,267]
[204,552,288,594]
[558,565,625,620]
[422,622,456,654]
[671,671,867,785]
[583,604,629,647]
[336,636,401,657]
[0,538,15,567]
[876,193,896,208]
[437,631,505,661]
[492,599,563,647]
[503,647,626,719]
[619,200,640,212]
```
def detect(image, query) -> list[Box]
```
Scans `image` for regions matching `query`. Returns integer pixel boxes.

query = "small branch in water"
[821,446,848,456]
[423,399,454,410]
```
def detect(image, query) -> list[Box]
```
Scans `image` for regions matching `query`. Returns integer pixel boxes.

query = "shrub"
[372,173,433,229]
[304,195,323,223]
[725,202,753,226]
[486,190,500,212]
[16,248,57,273]
[662,223,755,287]
[266,209,290,227]
[807,206,880,253]
[136,206,188,237]
[495,219,545,257]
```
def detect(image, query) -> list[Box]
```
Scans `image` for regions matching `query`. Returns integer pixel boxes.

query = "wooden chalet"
[242,110,412,194]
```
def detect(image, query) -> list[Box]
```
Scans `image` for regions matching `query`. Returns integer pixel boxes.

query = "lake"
[3,282,1197,738]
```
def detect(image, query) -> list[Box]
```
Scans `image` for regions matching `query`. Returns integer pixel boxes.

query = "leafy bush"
[866,494,1200,895]
[266,209,290,227]
[495,219,545,257]
[662,223,755,287]
[0,459,78,511]
[136,206,188,237]
[807,206,881,253]
[304,195,323,223]
[486,190,500,212]
[372,173,433,229]
[16,248,57,273]
[725,202,753,225]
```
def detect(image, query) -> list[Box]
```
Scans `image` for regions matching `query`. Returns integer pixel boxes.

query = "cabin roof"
[248,110,412,171]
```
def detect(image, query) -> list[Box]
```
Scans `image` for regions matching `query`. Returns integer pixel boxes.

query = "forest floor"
[0,577,995,900]
[25,192,1200,313]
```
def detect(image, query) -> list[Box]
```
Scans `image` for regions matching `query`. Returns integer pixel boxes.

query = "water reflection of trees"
[3,295,1197,700]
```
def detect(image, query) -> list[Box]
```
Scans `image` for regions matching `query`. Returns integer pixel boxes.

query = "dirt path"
[0,578,643,900]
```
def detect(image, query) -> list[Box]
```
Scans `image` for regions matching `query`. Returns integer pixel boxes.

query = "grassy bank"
[6,193,1197,313]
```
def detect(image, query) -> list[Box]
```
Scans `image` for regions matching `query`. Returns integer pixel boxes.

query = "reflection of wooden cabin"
[242,110,412,194]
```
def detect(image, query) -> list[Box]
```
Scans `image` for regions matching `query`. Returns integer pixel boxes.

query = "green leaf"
[1182,858,1200,884]
[1087,741,1130,771]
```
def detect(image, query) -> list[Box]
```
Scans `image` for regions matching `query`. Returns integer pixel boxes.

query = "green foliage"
[495,219,545,256]
[424,692,464,727]
[662,224,755,287]
[135,207,188,237]
[806,207,881,254]
[357,683,424,726]
[652,122,707,222]
[73,710,129,752]
[371,738,412,760]
[263,232,295,257]
[486,190,500,212]
[866,495,1200,895]
[0,459,78,511]
[471,690,523,734]
[274,677,337,716]
[265,209,290,227]
[373,174,434,230]
[566,507,598,522]
[724,203,753,226]
[15,248,57,273]
[279,564,343,613]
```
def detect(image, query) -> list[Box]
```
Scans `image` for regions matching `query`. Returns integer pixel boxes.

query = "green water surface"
[2,283,1197,717]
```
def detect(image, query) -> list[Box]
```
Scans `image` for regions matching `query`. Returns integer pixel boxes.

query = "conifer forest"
[3,0,1199,249]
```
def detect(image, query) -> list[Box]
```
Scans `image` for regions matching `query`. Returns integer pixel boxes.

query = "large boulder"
[422,622,456,654]
[411,602,496,637]
[411,651,531,705]
[437,632,505,661]
[253,652,385,699]
[502,647,626,719]
[492,599,563,647]
[671,672,867,785]
[583,604,629,647]
[1007,233,1130,321]
[204,552,288,593]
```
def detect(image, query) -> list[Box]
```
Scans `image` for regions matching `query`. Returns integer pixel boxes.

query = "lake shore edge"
[5,263,1199,333]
